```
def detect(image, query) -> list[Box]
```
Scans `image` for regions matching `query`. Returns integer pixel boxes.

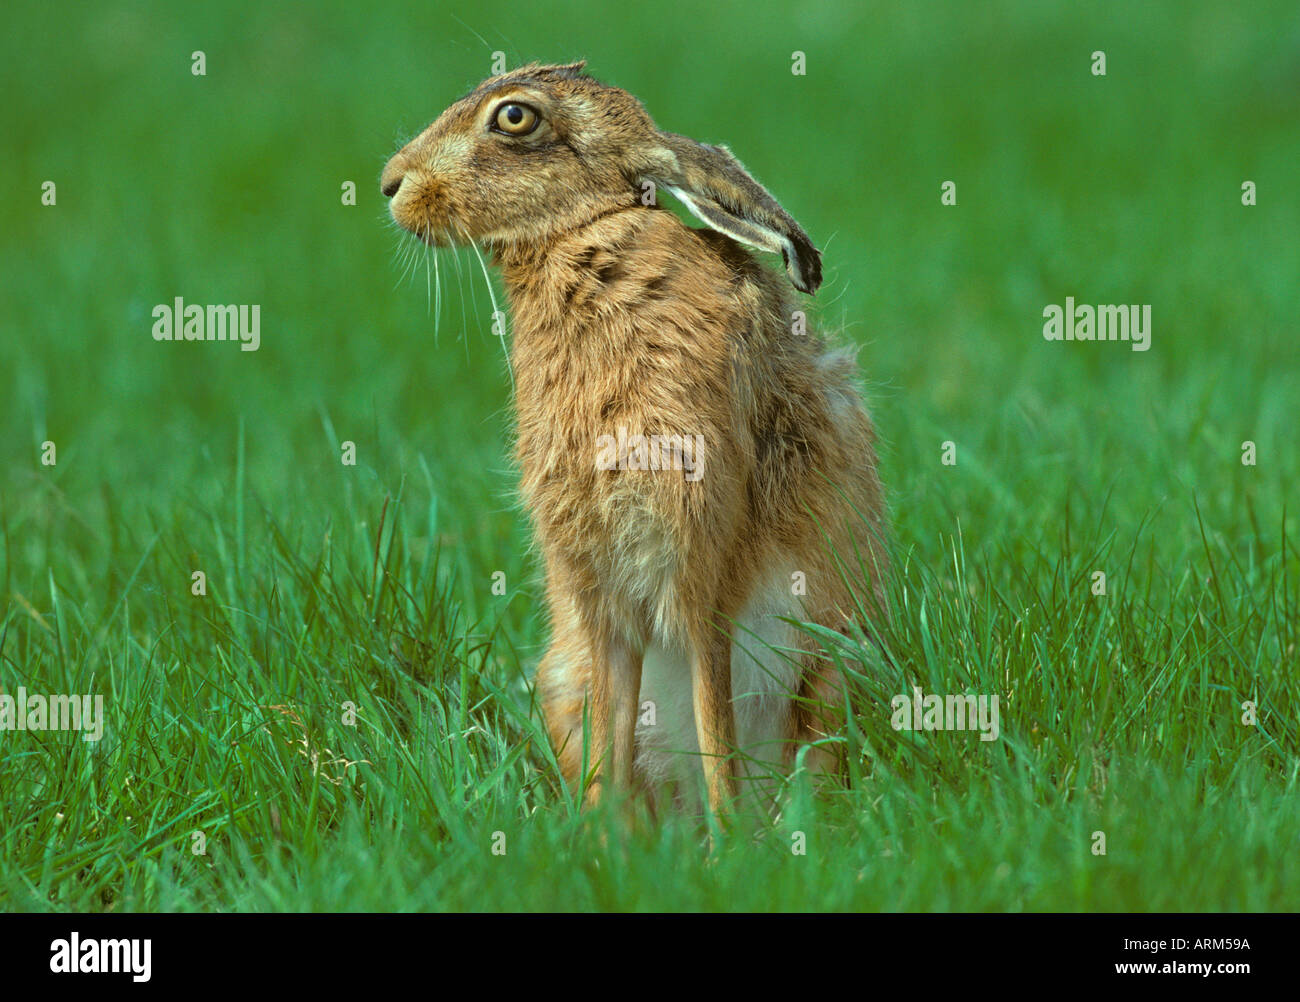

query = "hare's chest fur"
[507,262,754,642]
[504,214,764,638]
[512,374,704,642]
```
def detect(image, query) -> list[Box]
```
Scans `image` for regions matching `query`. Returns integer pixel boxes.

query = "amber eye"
[493,102,539,136]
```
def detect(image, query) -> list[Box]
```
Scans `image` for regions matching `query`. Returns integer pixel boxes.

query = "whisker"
[387,217,510,386]
[392,232,417,291]
[449,226,474,365]
[449,13,494,55]
[432,233,443,343]
[451,239,470,346]
[424,229,433,317]
[469,239,514,393]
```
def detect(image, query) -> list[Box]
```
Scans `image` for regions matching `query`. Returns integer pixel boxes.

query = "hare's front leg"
[583,633,644,807]
[534,635,590,792]
[535,597,643,805]
[691,628,739,818]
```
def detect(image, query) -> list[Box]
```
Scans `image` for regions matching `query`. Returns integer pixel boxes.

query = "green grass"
[1,0,1296,911]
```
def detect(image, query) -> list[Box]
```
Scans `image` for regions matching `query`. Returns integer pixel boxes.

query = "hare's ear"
[644,132,822,293]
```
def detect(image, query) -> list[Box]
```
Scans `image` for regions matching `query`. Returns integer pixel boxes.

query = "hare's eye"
[493,102,539,136]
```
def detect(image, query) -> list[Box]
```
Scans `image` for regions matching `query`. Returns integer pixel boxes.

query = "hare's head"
[381,62,821,293]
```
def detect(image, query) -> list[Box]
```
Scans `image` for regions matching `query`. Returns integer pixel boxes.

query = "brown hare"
[382,62,887,821]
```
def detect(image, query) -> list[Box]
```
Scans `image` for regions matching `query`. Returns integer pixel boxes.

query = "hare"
[382,62,887,820]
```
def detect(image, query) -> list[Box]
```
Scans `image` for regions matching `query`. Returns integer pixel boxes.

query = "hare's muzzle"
[381,151,452,246]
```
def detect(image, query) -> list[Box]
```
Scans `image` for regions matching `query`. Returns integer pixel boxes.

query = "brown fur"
[383,62,887,819]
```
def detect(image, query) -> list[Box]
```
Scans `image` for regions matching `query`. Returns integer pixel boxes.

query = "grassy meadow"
[0,0,1297,910]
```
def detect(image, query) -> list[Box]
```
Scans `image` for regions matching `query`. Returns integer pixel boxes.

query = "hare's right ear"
[641,132,822,294]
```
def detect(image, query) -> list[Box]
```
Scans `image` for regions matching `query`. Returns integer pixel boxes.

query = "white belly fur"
[635,561,802,806]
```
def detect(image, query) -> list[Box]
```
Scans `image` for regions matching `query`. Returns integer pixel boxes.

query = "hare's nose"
[380,157,407,198]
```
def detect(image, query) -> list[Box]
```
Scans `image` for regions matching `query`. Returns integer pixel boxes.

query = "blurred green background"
[0,0,1296,910]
